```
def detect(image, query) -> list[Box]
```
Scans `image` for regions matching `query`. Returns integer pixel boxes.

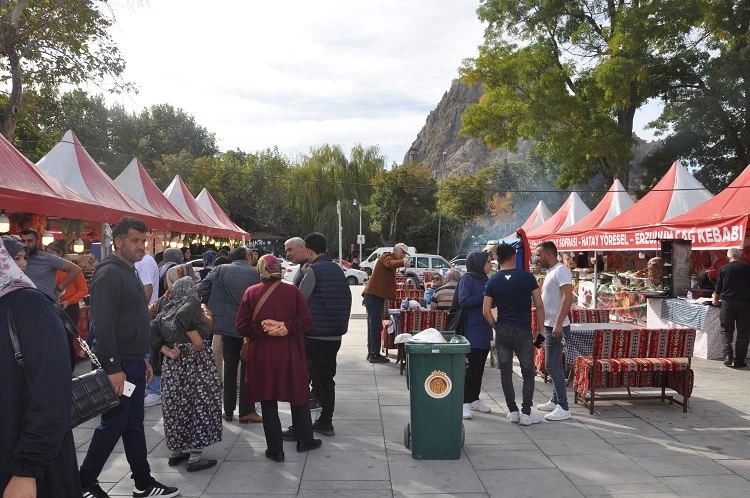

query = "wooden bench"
[573,328,695,414]
[534,309,610,382]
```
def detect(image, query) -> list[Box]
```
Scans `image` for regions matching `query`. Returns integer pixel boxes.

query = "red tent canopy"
[37,131,165,227]
[657,164,750,249]
[114,159,206,234]
[585,161,714,250]
[514,200,553,235]
[163,176,239,238]
[546,180,635,250]
[0,133,102,221]
[195,188,249,238]
[528,192,591,242]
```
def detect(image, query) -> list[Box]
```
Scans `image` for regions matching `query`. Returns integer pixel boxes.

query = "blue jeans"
[79,360,152,490]
[145,353,161,395]
[495,325,535,415]
[363,294,385,357]
[544,325,570,410]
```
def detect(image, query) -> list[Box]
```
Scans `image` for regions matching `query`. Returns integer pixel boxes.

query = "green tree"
[438,166,495,255]
[460,0,701,189]
[367,163,436,245]
[643,0,750,191]
[0,0,130,140]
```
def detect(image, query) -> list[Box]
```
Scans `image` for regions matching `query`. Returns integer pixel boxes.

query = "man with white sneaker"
[483,243,545,426]
[535,241,574,422]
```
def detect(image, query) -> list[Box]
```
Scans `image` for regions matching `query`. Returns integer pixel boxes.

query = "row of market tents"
[517,161,749,251]
[0,130,249,241]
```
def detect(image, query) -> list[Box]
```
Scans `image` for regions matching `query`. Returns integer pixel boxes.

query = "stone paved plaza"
[73,287,750,497]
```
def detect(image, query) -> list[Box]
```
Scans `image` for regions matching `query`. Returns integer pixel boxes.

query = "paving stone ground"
[74,286,750,497]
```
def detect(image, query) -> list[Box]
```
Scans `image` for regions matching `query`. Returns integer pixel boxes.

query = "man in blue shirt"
[483,243,545,426]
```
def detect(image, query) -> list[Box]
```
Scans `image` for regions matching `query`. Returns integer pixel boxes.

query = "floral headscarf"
[258,254,282,280]
[156,276,206,342]
[0,237,35,299]
[165,263,195,290]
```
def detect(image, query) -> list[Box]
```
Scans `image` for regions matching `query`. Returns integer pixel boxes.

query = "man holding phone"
[79,217,178,498]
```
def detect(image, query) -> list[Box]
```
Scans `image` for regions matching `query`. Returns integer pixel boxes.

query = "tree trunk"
[2,44,22,141]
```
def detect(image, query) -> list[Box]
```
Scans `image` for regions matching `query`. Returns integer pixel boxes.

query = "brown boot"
[239,412,263,423]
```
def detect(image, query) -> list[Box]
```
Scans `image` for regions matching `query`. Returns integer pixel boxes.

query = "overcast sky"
[105,0,661,163]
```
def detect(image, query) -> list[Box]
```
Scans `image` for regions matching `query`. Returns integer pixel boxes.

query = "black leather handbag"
[7,293,121,430]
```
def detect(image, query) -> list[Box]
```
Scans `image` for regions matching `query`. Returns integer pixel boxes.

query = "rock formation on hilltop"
[404,79,531,177]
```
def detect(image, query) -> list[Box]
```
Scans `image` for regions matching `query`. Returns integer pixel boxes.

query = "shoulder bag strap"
[6,293,32,388]
[252,280,282,321]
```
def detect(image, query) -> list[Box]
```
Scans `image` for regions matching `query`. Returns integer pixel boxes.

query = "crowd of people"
[3,214,750,498]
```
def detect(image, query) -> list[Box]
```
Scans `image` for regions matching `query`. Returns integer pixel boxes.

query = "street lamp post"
[436,151,447,255]
[353,199,363,262]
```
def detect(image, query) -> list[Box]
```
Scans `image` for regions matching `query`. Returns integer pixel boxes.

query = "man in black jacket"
[197,247,262,423]
[79,217,178,498]
[284,233,352,438]
[713,248,750,368]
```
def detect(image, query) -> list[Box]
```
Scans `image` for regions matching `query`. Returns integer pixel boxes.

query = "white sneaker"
[519,411,542,426]
[144,394,162,407]
[506,411,520,423]
[462,403,473,419]
[544,405,572,421]
[469,399,492,413]
[537,400,557,412]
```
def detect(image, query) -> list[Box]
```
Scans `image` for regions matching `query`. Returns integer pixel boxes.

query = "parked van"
[359,246,417,275]
[401,253,453,283]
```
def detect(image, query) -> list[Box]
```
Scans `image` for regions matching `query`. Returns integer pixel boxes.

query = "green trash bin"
[403,332,471,460]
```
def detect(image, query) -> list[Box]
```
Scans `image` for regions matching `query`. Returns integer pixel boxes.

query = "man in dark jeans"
[361,243,410,363]
[283,232,352,438]
[713,248,750,368]
[483,243,545,426]
[197,247,262,423]
[79,217,178,498]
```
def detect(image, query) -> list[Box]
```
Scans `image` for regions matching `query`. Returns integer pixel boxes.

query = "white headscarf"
[0,237,35,299]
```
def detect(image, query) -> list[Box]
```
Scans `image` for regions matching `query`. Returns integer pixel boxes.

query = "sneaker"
[462,403,473,419]
[281,426,296,441]
[312,420,335,436]
[519,412,542,426]
[724,354,734,366]
[186,458,217,472]
[469,399,491,413]
[143,394,162,407]
[544,405,572,421]
[506,410,520,423]
[82,483,110,498]
[537,400,557,412]
[132,479,178,498]
[368,354,390,364]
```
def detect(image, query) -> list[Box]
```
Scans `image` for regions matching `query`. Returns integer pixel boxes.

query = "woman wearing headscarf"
[158,248,184,298]
[151,275,222,472]
[0,238,81,497]
[459,251,493,420]
[236,255,320,463]
[1,235,28,272]
[180,246,192,262]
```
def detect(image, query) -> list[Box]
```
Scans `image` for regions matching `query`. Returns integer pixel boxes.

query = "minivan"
[359,246,417,275]
[401,253,453,283]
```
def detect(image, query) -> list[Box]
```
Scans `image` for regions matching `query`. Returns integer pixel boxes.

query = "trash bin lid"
[405,335,471,354]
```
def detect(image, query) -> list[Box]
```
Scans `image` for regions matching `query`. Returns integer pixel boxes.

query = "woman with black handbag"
[458,251,494,421]
[0,238,81,497]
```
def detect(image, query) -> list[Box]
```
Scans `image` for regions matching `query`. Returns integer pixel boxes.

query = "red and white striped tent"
[527,192,591,244]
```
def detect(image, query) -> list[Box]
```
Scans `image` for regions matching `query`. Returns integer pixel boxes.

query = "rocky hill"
[404,79,530,177]
[405,79,660,187]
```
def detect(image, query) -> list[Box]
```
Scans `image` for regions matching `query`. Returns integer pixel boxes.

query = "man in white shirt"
[135,252,162,406]
[535,241,574,421]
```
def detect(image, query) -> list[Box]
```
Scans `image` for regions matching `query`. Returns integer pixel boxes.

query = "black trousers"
[79,360,151,490]
[305,337,341,425]
[260,400,314,453]
[65,304,80,372]
[464,348,489,404]
[722,301,750,362]
[364,294,385,356]
[222,335,255,417]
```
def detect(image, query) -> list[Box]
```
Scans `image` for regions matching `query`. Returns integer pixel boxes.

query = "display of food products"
[648,257,663,286]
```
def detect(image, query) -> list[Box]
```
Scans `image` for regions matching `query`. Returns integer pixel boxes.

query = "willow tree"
[0,0,131,140]
[460,0,702,189]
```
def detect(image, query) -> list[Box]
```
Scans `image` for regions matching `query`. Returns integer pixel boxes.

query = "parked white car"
[359,246,417,275]
[283,262,369,285]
